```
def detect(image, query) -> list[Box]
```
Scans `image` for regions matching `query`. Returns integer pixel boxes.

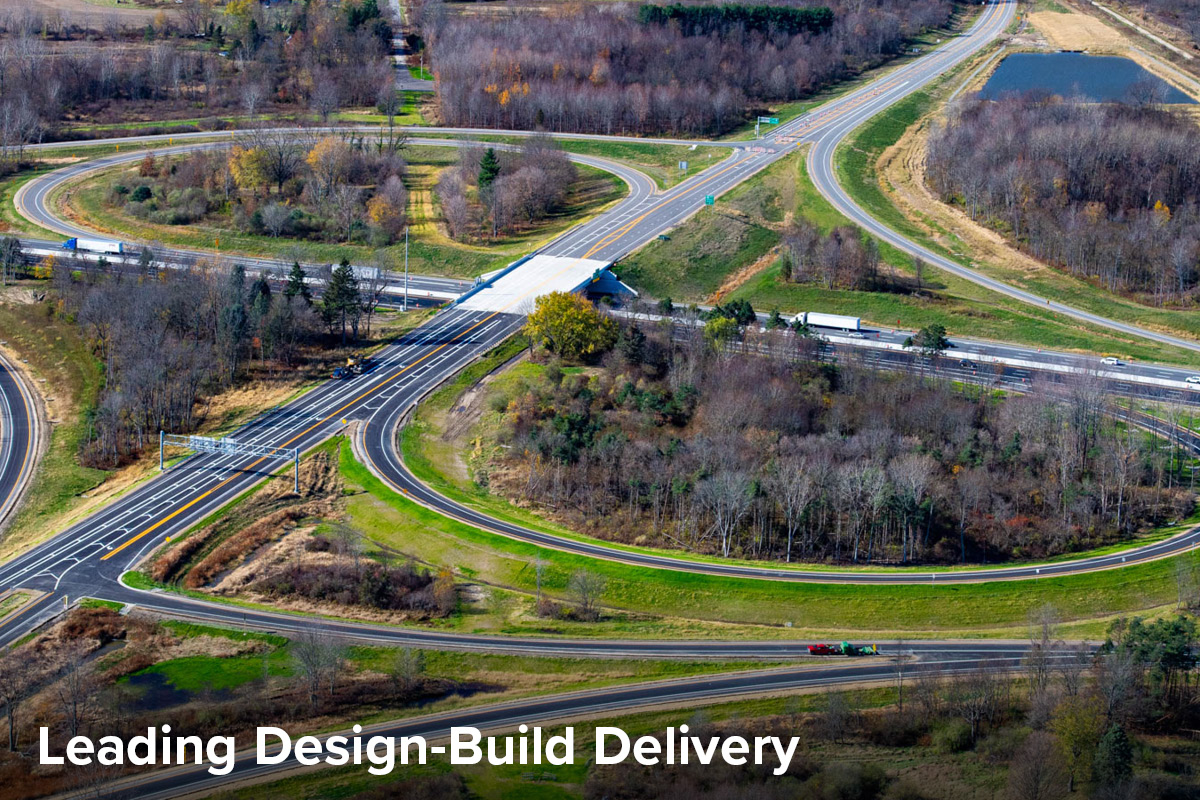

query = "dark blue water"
[980,53,1194,103]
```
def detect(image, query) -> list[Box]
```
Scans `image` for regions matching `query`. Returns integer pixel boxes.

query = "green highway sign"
[757,116,779,124]
[704,195,715,205]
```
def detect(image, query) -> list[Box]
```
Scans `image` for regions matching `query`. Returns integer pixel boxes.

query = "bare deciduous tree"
[0,649,36,751]
[567,569,607,621]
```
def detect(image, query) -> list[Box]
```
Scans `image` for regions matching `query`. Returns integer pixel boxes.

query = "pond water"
[979,52,1194,104]
[124,672,196,711]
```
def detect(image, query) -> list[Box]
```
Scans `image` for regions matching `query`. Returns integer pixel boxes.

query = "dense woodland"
[926,97,1200,306]
[486,318,1194,565]
[0,0,395,165]
[45,253,377,467]
[418,0,953,136]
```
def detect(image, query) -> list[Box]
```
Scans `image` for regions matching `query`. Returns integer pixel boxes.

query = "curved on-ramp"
[0,346,40,532]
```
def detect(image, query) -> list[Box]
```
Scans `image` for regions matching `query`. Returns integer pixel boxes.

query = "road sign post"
[755,116,780,139]
[160,433,303,494]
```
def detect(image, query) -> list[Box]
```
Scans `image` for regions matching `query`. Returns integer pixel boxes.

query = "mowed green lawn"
[348,437,1198,637]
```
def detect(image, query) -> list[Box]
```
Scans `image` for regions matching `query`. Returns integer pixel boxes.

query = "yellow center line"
[0,591,52,634]
[97,6,1005,563]
[100,157,752,562]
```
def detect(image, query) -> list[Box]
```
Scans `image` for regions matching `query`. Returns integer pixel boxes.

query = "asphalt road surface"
[0,347,37,531]
[2,0,1197,642]
[83,645,1056,800]
[0,5,1188,795]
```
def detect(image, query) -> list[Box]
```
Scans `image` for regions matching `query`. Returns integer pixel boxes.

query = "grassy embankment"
[194,677,1200,800]
[201,688,901,800]
[53,145,625,279]
[616,136,1200,366]
[0,294,108,562]
[120,619,763,709]
[833,87,1200,349]
[126,339,1200,641]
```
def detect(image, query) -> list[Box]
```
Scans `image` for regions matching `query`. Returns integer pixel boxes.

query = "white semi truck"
[61,238,126,255]
[795,312,862,331]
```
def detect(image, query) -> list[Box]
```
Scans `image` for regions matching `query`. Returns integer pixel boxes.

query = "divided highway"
[0,4,1191,794]
[2,0,1198,646]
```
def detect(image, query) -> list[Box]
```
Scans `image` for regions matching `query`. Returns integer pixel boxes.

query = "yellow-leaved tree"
[228,146,269,194]
[305,136,351,202]
[524,292,616,362]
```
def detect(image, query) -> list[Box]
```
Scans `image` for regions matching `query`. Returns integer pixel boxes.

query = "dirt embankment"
[1027,4,1200,98]
[873,3,1200,313]
[146,446,446,624]
[149,449,343,588]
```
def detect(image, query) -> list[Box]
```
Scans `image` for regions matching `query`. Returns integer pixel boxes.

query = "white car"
[1186,375,1200,386]
[1100,357,1124,366]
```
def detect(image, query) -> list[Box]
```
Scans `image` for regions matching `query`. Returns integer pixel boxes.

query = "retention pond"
[980,52,1194,103]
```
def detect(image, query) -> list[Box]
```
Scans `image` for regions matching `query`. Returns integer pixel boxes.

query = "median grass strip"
[128,619,773,711]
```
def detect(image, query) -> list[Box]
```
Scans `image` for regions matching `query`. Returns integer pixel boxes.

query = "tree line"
[436,137,578,241]
[926,96,1200,306]
[635,3,835,37]
[419,0,952,136]
[486,314,1193,566]
[0,0,397,165]
[46,252,376,468]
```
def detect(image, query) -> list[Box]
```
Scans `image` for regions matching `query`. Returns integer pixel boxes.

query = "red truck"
[807,642,878,656]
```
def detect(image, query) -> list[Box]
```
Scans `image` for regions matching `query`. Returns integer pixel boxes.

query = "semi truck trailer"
[796,312,862,331]
[61,238,126,255]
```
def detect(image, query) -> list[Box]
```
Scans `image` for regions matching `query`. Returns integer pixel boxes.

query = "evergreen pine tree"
[478,148,501,189]
[285,262,313,305]
[324,259,360,344]
[1094,724,1133,786]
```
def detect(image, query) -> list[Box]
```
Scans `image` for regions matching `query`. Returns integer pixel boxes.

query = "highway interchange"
[1,0,1200,794]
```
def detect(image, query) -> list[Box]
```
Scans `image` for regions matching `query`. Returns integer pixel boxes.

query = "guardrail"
[450,251,539,309]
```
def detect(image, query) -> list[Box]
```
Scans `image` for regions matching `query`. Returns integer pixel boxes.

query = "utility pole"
[403,226,409,312]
